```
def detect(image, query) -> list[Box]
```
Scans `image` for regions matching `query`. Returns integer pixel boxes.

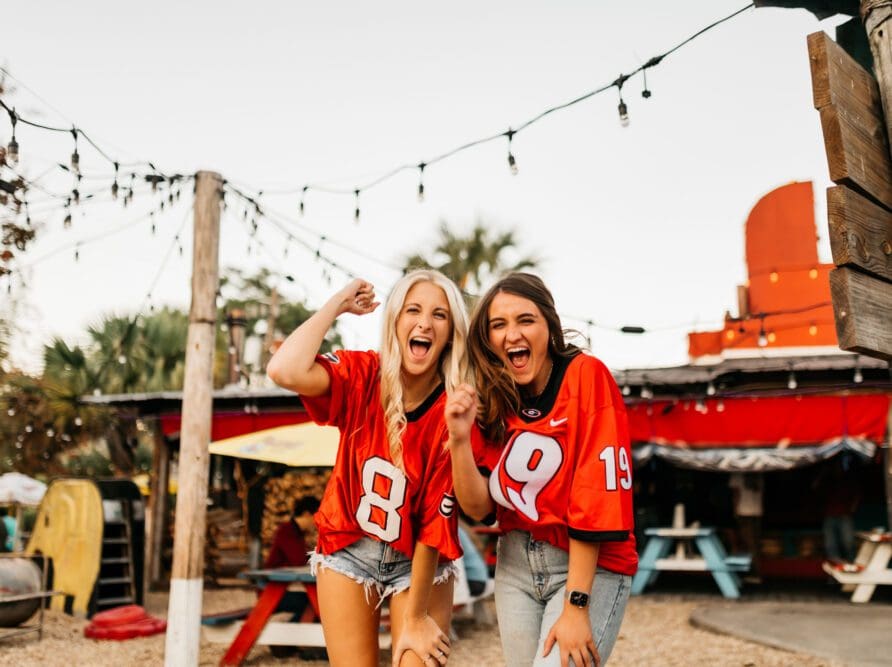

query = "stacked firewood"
[205,507,249,583]
[261,469,331,555]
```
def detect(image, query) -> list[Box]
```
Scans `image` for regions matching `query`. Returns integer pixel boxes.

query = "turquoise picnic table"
[631,526,751,599]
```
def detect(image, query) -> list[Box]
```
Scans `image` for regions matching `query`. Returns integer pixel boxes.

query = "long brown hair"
[469,272,578,442]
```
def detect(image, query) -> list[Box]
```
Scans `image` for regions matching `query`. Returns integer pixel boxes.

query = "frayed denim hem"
[309,551,458,609]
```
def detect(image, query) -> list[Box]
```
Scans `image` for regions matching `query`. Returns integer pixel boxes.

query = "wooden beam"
[808,31,892,209]
[145,426,170,590]
[829,266,892,360]
[828,185,892,282]
[164,171,222,666]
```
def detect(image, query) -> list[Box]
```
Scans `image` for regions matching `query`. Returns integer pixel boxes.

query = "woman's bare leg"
[316,566,382,667]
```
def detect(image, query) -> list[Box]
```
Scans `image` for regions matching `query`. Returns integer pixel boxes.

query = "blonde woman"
[267,270,469,667]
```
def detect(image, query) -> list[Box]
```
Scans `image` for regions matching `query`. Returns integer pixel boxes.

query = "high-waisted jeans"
[495,530,630,666]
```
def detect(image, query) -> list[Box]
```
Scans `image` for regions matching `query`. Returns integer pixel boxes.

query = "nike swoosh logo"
[549,417,568,427]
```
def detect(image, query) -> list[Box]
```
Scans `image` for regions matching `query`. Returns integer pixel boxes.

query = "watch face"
[568,591,590,608]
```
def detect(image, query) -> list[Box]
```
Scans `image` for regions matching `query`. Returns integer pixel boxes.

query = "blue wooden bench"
[632,527,751,599]
[201,608,252,627]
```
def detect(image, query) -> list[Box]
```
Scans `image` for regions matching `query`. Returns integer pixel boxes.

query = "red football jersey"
[474,352,638,576]
[301,350,461,561]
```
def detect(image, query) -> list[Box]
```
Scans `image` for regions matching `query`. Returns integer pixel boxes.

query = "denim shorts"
[309,536,458,603]
[494,530,631,666]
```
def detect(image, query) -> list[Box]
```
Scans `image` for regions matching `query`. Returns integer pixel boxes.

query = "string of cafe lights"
[227,177,840,346]
[229,4,754,219]
[1,2,773,366]
[3,3,753,276]
[12,180,191,272]
[1,204,195,456]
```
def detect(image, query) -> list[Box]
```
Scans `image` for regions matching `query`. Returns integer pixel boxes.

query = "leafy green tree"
[404,221,538,293]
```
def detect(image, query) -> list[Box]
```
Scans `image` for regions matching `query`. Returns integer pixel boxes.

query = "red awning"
[628,394,888,449]
[159,410,311,442]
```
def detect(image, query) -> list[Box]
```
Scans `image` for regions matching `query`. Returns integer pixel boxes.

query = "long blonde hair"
[379,269,470,468]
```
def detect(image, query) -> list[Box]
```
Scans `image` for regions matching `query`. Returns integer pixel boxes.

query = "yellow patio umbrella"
[208,422,339,467]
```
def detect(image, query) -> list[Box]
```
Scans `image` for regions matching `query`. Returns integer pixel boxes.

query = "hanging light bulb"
[640,385,653,400]
[354,189,361,222]
[853,366,863,384]
[74,245,80,262]
[417,163,426,202]
[117,354,126,365]
[74,416,83,427]
[70,128,80,174]
[641,68,652,99]
[7,109,18,164]
[787,371,798,390]
[63,200,72,228]
[618,97,629,127]
[300,185,308,216]
[758,321,768,347]
[622,384,631,397]
[25,424,33,433]
[506,129,518,175]
[706,380,716,396]
[111,162,119,199]
[7,407,15,417]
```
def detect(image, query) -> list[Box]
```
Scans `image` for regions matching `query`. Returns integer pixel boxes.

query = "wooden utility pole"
[862,0,892,532]
[164,171,222,665]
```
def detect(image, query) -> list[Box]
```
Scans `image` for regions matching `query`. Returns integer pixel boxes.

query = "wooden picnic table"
[631,527,751,599]
[822,530,892,603]
[207,565,391,666]
[209,566,322,667]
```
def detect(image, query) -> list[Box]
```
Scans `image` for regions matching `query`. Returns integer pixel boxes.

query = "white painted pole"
[164,171,221,665]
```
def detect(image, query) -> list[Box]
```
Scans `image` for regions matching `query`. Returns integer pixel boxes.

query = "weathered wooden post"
[809,6,892,529]
[164,170,222,665]
[862,0,892,532]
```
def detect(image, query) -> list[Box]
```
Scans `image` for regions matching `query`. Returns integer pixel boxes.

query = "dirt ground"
[0,586,844,666]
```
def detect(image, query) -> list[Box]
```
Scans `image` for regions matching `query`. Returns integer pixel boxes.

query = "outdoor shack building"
[622,182,891,578]
[86,182,891,588]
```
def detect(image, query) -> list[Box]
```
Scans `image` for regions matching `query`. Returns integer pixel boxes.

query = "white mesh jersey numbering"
[489,432,563,521]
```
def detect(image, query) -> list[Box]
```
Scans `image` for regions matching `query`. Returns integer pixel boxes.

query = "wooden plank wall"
[808,31,892,361]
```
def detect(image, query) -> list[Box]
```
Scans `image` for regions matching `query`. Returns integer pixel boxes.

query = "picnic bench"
[631,526,751,599]
[822,530,892,603]
[203,565,388,667]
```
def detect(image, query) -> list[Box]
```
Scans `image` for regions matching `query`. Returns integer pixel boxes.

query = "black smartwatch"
[566,590,590,608]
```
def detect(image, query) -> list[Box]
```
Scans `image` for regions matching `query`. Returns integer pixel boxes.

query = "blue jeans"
[495,530,630,667]
[823,515,856,562]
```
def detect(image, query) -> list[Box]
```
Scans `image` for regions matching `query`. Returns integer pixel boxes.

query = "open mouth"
[506,346,530,369]
[409,337,433,358]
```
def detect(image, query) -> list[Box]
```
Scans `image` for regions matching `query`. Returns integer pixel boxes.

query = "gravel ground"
[0,587,845,666]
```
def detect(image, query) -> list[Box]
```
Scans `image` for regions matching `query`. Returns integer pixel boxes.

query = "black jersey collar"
[517,351,578,422]
[406,382,445,422]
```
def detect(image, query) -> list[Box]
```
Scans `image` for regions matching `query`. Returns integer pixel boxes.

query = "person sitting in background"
[263,495,320,625]
[265,496,320,570]
[0,510,14,552]
[261,495,323,660]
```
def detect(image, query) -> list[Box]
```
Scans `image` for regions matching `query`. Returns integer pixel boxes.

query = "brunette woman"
[445,272,636,667]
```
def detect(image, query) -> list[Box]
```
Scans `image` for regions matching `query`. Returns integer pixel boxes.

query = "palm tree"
[404,221,537,293]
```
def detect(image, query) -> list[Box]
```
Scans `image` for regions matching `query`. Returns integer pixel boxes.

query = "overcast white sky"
[1,1,849,373]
